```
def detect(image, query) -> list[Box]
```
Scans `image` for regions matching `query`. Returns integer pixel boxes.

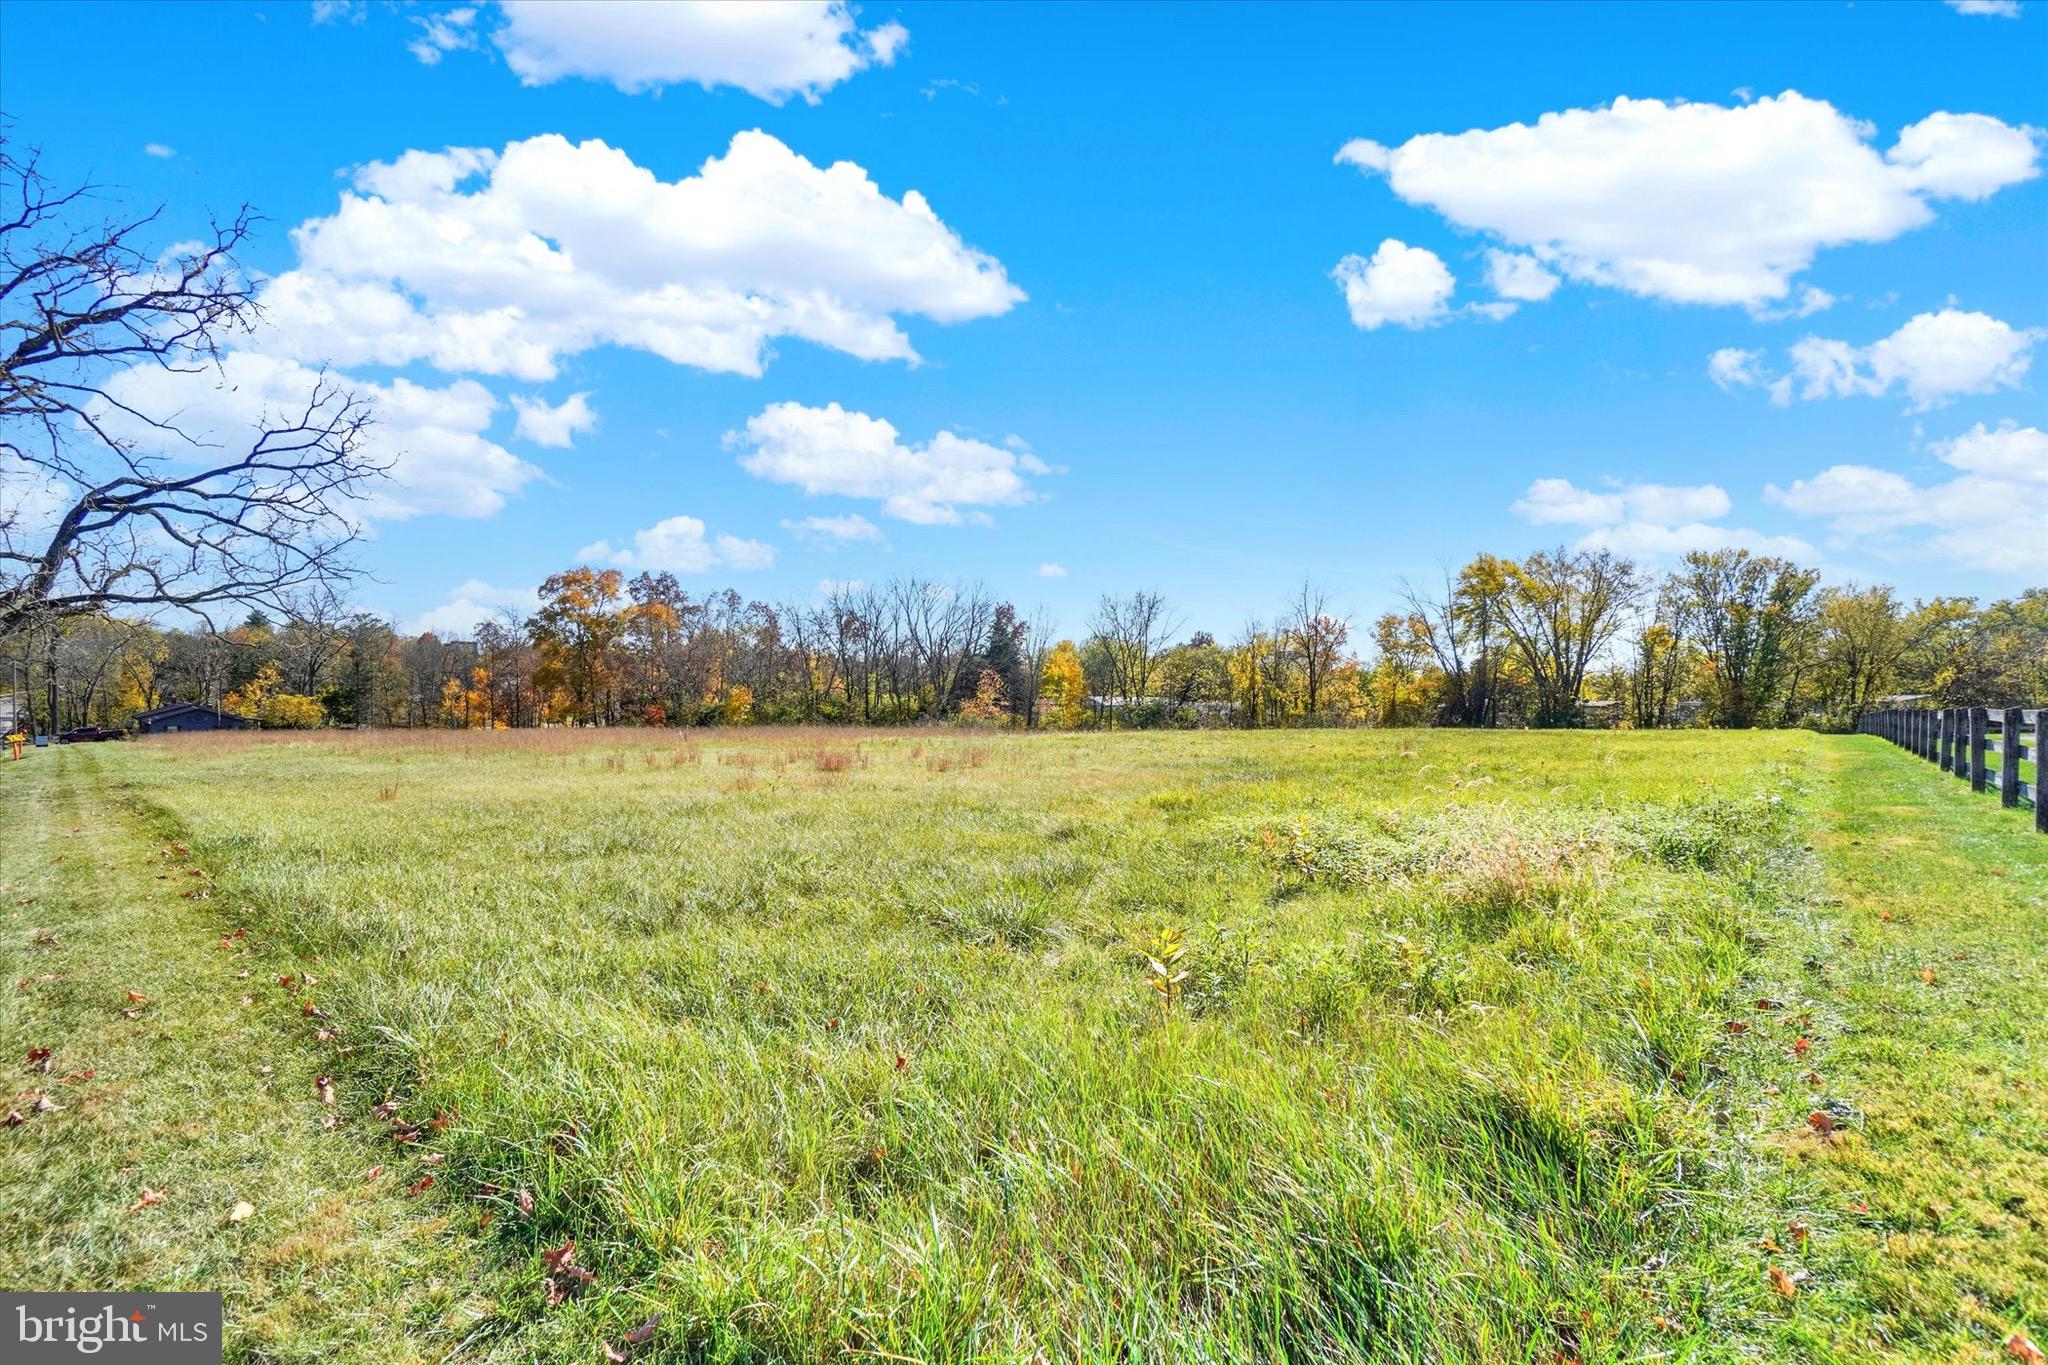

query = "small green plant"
[1140,923,1190,1019]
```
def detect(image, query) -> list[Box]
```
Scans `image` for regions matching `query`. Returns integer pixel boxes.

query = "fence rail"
[1857,706,2044,834]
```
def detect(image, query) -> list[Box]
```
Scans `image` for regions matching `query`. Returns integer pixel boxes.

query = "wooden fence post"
[1939,709,1953,772]
[1957,709,1973,783]
[2000,707,2022,809]
[2036,712,2047,835]
[1969,707,1989,793]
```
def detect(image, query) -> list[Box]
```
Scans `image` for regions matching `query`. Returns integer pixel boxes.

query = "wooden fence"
[1856,706,2044,833]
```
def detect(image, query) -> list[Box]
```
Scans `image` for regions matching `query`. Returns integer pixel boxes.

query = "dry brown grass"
[811,747,865,773]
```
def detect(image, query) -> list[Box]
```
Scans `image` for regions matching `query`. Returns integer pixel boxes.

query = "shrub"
[259,693,325,729]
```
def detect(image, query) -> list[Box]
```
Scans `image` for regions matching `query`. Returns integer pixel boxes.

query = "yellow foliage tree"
[258,693,325,729]
[223,662,282,719]
[1228,630,1277,728]
[530,567,628,725]
[1039,640,1087,728]
[721,684,754,726]
[439,667,493,729]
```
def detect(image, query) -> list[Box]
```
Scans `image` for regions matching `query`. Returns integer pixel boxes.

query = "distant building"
[1579,698,1625,729]
[133,702,253,735]
[1875,693,1934,708]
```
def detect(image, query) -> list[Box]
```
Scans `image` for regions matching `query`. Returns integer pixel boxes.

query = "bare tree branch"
[1,135,383,637]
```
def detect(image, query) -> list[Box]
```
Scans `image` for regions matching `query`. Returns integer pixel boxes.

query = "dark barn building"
[133,703,252,735]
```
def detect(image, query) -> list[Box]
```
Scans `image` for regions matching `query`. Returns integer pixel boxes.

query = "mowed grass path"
[1765,737,2047,1360]
[0,747,506,1361]
[3,728,2042,1362]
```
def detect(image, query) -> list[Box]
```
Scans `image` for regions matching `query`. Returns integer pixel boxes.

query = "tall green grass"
[73,728,1820,1360]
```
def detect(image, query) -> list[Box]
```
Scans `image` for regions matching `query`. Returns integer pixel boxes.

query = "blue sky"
[3,0,2043,638]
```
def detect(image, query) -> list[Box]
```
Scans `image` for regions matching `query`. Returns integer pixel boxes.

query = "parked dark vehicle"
[56,726,125,743]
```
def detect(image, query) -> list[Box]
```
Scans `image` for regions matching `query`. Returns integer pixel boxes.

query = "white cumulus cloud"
[1336,92,2040,312]
[495,0,906,103]
[409,5,479,64]
[256,131,1022,383]
[1483,249,1560,303]
[1707,347,1769,392]
[510,391,598,448]
[1713,308,2041,410]
[0,454,75,548]
[1513,478,1734,527]
[1512,476,1811,561]
[92,352,538,521]
[730,401,1050,525]
[1331,239,1455,330]
[782,512,883,547]
[1036,562,1067,578]
[412,579,538,636]
[577,515,776,574]
[1766,422,2048,573]
[1945,0,2021,17]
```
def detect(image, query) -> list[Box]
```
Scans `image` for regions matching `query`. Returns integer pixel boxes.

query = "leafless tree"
[1014,604,1058,727]
[1089,590,1178,717]
[1282,577,1349,723]
[272,586,354,696]
[1,139,384,637]
[891,576,990,714]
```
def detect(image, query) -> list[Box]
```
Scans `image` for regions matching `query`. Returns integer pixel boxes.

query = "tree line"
[6,549,2041,735]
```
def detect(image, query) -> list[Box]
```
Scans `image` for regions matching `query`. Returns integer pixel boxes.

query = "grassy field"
[4,728,2043,1363]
